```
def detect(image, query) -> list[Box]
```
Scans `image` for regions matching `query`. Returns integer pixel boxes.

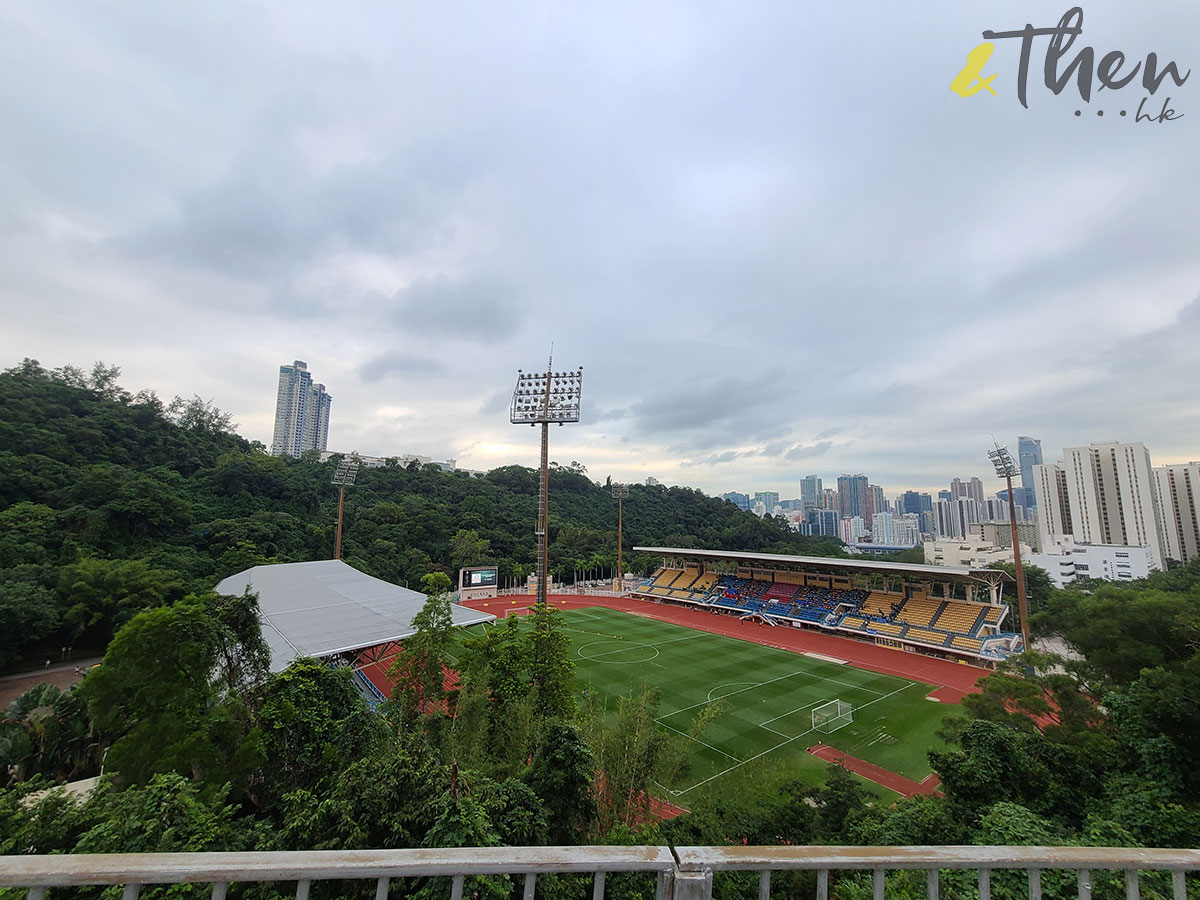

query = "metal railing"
[1,845,1196,900]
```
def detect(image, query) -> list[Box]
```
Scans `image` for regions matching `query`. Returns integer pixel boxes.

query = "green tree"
[526,601,576,721]
[420,571,453,596]
[524,721,596,842]
[0,683,98,785]
[253,658,380,809]
[450,528,492,572]
[80,591,269,791]
[389,590,455,722]
[57,557,186,642]
[0,567,58,668]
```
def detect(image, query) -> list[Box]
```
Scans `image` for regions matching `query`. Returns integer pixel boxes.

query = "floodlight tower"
[510,359,584,609]
[611,482,628,593]
[988,441,1030,651]
[331,455,361,561]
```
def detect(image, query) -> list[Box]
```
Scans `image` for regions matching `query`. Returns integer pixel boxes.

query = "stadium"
[213,541,1021,802]
[628,546,1022,664]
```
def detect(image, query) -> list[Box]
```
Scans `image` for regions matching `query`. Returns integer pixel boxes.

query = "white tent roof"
[215,560,495,673]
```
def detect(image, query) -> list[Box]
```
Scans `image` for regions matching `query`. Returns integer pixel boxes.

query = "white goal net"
[812,699,854,734]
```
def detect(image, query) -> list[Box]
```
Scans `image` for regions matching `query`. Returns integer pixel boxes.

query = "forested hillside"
[0,359,841,668]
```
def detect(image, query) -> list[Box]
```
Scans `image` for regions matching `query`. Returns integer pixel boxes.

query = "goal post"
[812,699,853,734]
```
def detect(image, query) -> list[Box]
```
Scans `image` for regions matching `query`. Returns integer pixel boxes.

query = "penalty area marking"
[707,682,758,702]
[673,680,918,796]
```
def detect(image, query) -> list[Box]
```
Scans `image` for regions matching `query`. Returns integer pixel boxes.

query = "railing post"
[758,869,770,900]
[211,882,227,900]
[1172,871,1185,900]
[873,869,885,900]
[450,874,464,900]
[1030,867,1042,900]
[374,876,388,900]
[592,871,606,900]
[979,868,991,900]
[669,869,712,900]
[1125,870,1140,900]
[817,869,829,900]
[523,872,537,900]
[1078,869,1091,900]
[927,867,938,900]
[122,885,140,900]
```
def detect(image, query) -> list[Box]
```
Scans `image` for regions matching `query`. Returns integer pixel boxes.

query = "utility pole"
[331,455,361,560]
[510,358,583,609]
[612,482,628,593]
[988,441,1030,650]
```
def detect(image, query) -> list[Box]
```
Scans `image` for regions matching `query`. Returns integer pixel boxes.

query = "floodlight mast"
[612,482,629,593]
[988,441,1030,651]
[331,455,361,561]
[510,359,584,609]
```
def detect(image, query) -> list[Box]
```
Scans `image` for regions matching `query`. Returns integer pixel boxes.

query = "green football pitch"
[547,607,956,799]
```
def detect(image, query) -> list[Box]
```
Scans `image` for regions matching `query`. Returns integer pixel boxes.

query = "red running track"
[808,744,943,798]
[464,594,991,696]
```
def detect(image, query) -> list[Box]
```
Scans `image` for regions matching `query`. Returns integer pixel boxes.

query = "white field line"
[674,681,917,796]
[656,719,741,762]
[579,630,709,662]
[566,610,611,624]
[759,698,825,727]
[660,666,888,725]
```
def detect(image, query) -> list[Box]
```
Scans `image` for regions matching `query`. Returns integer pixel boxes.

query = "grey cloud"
[478,390,510,416]
[681,450,742,467]
[1,2,1198,498]
[592,406,631,422]
[388,275,524,340]
[629,367,787,435]
[784,441,833,461]
[360,350,448,382]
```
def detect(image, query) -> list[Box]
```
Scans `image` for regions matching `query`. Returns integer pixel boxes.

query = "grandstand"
[215,560,495,701]
[631,546,1021,663]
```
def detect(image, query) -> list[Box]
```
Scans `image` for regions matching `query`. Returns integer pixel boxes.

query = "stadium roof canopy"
[634,546,1013,586]
[215,560,495,673]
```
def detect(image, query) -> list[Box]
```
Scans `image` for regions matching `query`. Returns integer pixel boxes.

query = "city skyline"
[1,4,1197,495]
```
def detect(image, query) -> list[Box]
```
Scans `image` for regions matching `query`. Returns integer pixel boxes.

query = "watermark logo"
[951,7,1190,123]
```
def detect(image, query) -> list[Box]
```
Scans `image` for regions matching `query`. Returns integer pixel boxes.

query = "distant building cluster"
[720,433,1200,587]
[316,451,484,476]
[270,360,332,459]
[1033,441,1199,573]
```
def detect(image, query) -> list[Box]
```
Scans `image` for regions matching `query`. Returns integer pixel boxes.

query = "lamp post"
[988,442,1030,651]
[510,360,584,609]
[331,455,361,561]
[612,482,628,592]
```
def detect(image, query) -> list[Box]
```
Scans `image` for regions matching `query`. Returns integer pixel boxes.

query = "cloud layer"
[1,1,1197,498]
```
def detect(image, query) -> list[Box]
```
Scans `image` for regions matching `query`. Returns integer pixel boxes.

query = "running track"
[808,744,943,798]
[462,593,990,698]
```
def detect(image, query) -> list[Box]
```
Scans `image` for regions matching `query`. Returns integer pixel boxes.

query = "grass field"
[549,607,958,799]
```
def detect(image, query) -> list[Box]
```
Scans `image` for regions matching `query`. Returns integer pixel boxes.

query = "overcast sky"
[2,1,1197,498]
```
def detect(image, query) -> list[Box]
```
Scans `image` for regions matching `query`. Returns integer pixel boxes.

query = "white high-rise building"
[1033,463,1073,552]
[1155,461,1200,565]
[271,360,332,459]
[931,499,960,539]
[839,515,867,544]
[1036,442,1167,570]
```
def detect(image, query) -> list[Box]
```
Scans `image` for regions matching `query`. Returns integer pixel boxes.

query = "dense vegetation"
[0,360,841,669]
[1,359,1198,899]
